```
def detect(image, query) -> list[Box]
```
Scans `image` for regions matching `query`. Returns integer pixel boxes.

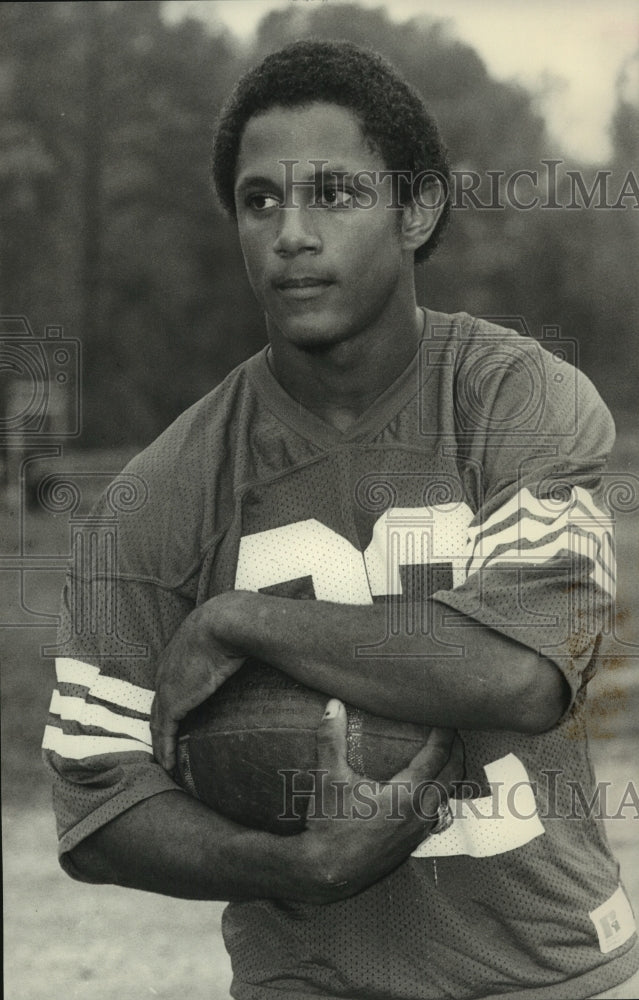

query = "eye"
[246,193,281,211]
[316,185,355,209]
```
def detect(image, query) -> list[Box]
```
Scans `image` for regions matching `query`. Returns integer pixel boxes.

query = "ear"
[400,177,447,254]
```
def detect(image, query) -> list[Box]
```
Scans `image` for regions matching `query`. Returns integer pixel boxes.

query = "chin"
[274,316,351,352]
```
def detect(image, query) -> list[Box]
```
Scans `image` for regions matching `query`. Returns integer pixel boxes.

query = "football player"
[44,41,638,999]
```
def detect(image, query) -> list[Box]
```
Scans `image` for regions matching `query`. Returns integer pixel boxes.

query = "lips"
[273,275,335,300]
[275,276,334,290]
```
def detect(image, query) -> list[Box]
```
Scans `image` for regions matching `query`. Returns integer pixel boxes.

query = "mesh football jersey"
[43,311,638,999]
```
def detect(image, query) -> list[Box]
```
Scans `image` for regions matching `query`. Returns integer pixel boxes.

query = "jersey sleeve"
[42,575,192,878]
[432,326,616,708]
[41,445,206,878]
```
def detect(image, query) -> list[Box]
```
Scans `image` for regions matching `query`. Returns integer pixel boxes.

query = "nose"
[273,207,321,256]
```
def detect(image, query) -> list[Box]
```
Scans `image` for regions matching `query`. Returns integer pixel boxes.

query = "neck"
[266,299,424,432]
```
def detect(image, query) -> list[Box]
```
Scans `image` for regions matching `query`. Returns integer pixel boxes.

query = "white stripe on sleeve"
[55,657,154,715]
[42,724,153,759]
[465,487,615,597]
[469,487,558,538]
[49,690,152,746]
[469,528,615,599]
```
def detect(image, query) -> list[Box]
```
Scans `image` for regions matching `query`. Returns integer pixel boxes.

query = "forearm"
[70,790,333,903]
[210,593,568,733]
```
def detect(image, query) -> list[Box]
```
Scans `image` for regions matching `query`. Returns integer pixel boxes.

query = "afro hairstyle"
[212,39,451,262]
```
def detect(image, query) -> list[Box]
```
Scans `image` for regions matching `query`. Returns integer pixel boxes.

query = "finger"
[315,699,350,780]
[158,734,178,777]
[438,733,465,790]
[151,654,221,772]
[150,693,179,773]
[387,728,458,827]
[415,779,450,826]
[395,726,456,785]
[415,735,465,825]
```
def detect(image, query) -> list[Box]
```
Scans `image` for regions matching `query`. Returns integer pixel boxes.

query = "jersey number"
[235,506,545,859]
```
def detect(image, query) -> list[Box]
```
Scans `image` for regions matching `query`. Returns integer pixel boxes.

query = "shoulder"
[90,353,264,584]
[445,312,614,451]
[136,353,262,471]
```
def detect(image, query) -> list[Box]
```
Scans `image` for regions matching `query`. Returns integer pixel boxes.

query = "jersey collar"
[244,308,449,450]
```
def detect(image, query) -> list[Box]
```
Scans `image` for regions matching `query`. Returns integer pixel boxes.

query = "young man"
[44,41,638,999]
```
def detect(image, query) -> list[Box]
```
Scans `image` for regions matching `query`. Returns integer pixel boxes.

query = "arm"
[151,592,568,772]
[206,590,569,732]
[71,704,462,904]
[69,790,309,900]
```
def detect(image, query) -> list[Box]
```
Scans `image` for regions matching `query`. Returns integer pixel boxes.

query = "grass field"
[2,438,638,1000]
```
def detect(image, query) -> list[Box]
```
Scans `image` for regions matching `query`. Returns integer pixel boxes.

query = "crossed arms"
[69,592,567,902]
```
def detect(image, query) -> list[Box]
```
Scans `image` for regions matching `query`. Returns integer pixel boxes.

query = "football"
[176,657,432,835]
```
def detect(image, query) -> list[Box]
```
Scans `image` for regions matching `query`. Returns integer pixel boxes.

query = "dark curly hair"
[212,40,451,263]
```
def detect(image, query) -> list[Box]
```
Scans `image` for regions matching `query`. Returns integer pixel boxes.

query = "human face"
[233,103,413,351]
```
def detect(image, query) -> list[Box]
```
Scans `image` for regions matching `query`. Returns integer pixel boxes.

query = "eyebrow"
[235,174,281,195]
[235,163,353,194]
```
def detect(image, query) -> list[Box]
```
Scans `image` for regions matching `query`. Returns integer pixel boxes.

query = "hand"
[151,604,245,774]
[293,699,463,903]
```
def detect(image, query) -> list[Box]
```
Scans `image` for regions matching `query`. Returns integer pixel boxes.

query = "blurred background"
[1,2,638,998]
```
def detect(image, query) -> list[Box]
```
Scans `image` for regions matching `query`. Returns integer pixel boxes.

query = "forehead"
[235,102,384,186]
